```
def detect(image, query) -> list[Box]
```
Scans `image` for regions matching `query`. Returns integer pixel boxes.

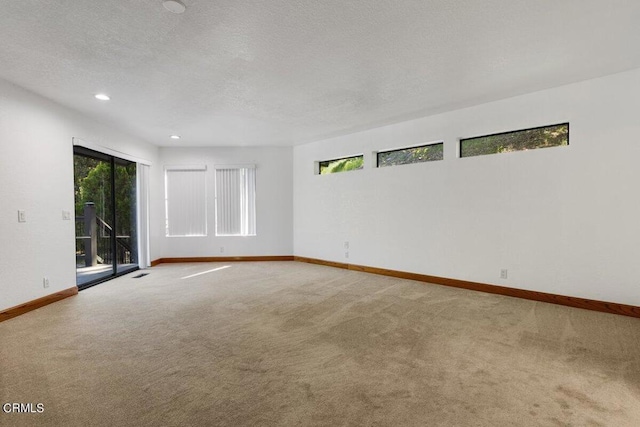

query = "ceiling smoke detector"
[163,0,186,14]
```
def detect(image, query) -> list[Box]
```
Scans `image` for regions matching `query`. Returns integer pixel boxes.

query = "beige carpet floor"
[1,261,640,426]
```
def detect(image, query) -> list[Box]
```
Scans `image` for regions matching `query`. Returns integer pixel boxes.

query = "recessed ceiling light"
[163,0,186,14]
[170,135,181,140]
[95,93,110,101]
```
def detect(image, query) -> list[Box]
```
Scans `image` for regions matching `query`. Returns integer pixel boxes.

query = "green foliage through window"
[460,123,568,158]
[75,159,136,236]
[377,143,443,167]
[319,155,364,174]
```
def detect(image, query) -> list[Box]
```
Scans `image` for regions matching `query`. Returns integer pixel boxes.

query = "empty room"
[2,1,640,426]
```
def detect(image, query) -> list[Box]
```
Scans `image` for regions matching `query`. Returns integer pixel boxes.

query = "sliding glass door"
[114,159,137,274]
[74,146,138,289]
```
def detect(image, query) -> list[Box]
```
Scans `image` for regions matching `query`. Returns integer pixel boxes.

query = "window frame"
[459,122,569,158]
[214,164,257,237]
[164,165,208,237]
[375,141,444,168]
[316,154,364,175]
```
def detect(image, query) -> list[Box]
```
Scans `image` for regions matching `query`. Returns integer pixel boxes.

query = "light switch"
[62,210,71,220]
[18,210,26,223]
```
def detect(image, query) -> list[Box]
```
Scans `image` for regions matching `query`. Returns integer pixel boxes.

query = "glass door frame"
[74,146,139,290]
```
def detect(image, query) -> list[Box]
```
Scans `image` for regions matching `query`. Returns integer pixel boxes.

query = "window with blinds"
[164,166,207,237]
[215,166,256,236]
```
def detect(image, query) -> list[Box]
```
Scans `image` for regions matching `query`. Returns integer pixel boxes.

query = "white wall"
[293,67,640,306]
[155,147,293,258]
[0,79,158,312]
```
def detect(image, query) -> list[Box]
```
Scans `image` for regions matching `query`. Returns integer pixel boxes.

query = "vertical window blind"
[165,166,207,236]
[137,163,151,267]
[215,166,256,236]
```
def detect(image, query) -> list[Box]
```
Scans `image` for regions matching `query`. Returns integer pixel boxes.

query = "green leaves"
[320,156,364,174]
[378,143,443,167]
[460,123,568,158]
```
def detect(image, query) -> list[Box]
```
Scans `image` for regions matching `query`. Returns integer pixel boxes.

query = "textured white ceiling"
[1,0,639,146]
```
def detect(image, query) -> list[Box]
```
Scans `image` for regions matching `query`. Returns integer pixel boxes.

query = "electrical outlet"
[43,277,49,288]
[345,251,349,259]
[62,210,71,220]
[18,210,26,222]
[344,241,349,250]
[500,269,508,279]
[220,246,225,253]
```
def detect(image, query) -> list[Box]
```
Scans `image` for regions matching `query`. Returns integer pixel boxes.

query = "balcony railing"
[75,203,132,268]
